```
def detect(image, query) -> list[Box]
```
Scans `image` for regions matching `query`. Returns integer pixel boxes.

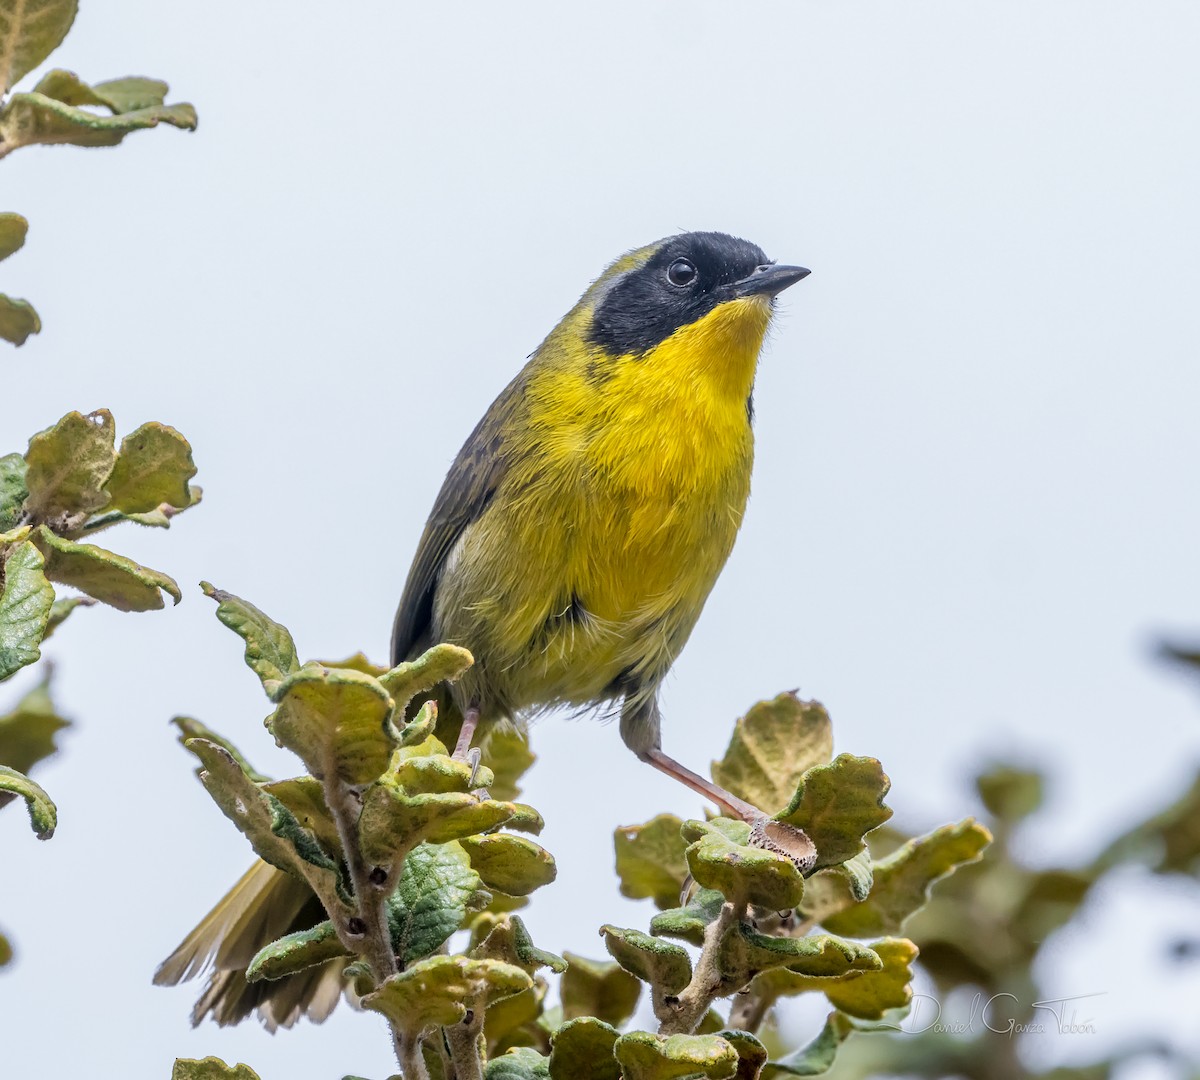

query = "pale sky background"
[2,3,1200,1078]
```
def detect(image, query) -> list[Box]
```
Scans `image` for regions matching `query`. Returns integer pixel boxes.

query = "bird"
[156,231,810,1029]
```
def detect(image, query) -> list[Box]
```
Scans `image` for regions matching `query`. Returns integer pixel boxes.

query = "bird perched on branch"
[157,231,810,1029]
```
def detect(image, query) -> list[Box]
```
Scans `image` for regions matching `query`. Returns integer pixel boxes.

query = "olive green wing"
[390,373,525,666]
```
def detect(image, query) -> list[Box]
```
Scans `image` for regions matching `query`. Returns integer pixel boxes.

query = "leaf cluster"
[0,0,197,344]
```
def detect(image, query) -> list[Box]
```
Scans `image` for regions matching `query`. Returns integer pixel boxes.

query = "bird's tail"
[154,858,339,1030]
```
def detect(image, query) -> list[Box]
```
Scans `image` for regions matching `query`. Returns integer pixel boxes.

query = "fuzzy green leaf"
[0,90,195,154]
[713,694,833,815]
[560,952,641,1026]
[22,410,115,526]
[614,1032,738,1080]
[0,0,77,95]
[0,763,55,837]
[719,1031,768,1080]
[245,920,347,983]
[548,1016,620,1080]
[268,663,396,786]
[717,924,880,985]
[458,833,556,897]
[201,582,299,690]
[32,69,168,112]
[43,594,93,638]
[380,643,474,715]
[976,765,1044,823]
[103,421,196,513]
[649,887,726,947]
[387,841,487,965]
[0,539,52,680]
[0,294,38,345]
[823,820,990,937]
[601,924,692,995]
[823,938,917,1020]
[775,756,892,871]
[761,1013,854,1078]
[473,914,567,976]
[361,954,530,1036]
[483,729,536,803]
[184,736,350,918]
[614,813,688,909]
[684,817,805,910]
[486,1048,551,1080]
[0,212,27,261]
[172,716,271,783]
[798,852,873,925]
[0,453,28,530]
[171,1058,261,1080]
[0,671,67,772]
[33,525,179,610]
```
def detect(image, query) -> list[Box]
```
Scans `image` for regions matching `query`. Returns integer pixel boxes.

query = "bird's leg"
[643,747,818,872]
[452,706,484,787]
[643,748,762,821]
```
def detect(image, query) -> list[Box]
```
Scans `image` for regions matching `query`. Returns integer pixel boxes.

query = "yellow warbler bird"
[157,231,809,1028]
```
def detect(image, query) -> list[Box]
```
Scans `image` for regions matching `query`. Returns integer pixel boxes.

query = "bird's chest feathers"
[517,302,765,609]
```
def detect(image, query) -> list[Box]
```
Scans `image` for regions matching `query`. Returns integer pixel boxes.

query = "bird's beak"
[730,263,811,299]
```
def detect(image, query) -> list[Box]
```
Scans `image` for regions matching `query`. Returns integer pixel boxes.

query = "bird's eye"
[667,258,697,287]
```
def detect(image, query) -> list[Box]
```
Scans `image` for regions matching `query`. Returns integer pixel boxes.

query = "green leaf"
[483,728,537,803]
[245,919,348,983]
[548,1017,620,1080]
[0,0,77,95]
[1096,771,1200,876]
[0,91,196,155]
[0,539,52,680]
[823,819,991,937]
[458,833,556,896]
[649,887,726,947]
[614,813,688,909]
[0,212,27,261]
[613,1032,738,1080]
[718,1031,768,1080]
[683,817,805,910]
[485,1047,551,1080]
[775,756,892,871]
[379,643,474,715]
[975,764,1044,823]
[33,525,180,610]
[43,593,93,638]
[172,715,271,783]
[712,694,833,815]
[103,421,196,513]
[473,914,567,976]
[560,952,641,1026]
[171,1058,261,1080]
[0,453,28,530]
[32,69,168,112]
[201,581,298,691]
[823,938,917,1020]
[600,924,692,995]
[760,1013,854,1078]
[361,954,530,1037]
[797,852,873,926]
[0,762,55,837]
[0,670,68,772]
[387,841,487,965]
[717,925,881,985]
[183,736,350,919]
[0,293,39,345]
[268,663,396,786]
[0,930,11,966]
[22,410,116,526]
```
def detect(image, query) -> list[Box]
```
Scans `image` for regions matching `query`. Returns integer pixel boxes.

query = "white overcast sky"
[3,3,1200,1078]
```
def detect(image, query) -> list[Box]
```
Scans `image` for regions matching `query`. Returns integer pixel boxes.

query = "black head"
[587,232,809,357]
